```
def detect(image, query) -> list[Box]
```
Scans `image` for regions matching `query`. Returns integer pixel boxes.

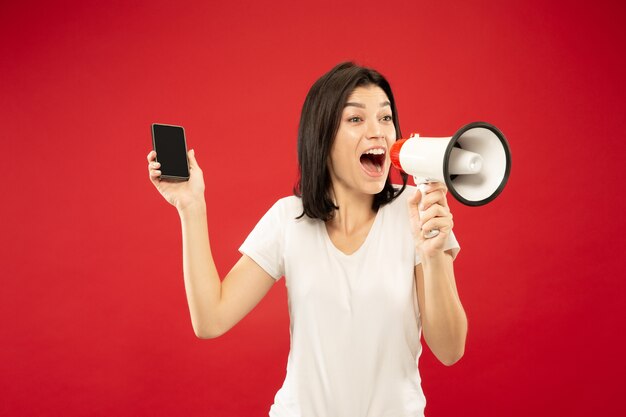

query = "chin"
[363,178,388,196]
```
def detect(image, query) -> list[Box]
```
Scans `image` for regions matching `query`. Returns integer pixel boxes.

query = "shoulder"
[272,195,304,215]
[261,195,306,224]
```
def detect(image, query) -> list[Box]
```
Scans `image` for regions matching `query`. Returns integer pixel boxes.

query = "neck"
[326,185,376,234]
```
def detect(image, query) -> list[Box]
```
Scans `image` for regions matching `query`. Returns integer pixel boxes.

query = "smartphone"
[151,123,190,181]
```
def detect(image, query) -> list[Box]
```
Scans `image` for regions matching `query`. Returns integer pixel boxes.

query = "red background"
[2,0,625,416]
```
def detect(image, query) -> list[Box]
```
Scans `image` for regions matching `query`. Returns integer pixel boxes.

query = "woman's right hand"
[147,149,206,212]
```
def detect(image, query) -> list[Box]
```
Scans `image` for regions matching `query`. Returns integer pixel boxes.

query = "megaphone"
[390,121,511,238]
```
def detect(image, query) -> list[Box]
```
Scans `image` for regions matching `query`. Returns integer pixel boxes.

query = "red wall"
[1,0,625,416]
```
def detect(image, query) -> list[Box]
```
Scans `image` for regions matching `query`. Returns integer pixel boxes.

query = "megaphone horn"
[390,121,512,237]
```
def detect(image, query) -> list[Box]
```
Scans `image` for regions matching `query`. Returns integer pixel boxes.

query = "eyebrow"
[344,101,391,108]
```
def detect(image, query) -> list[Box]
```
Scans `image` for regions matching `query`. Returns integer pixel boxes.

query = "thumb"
[188,149,199,168]
[408,187,422,206]
[407,188,422,217]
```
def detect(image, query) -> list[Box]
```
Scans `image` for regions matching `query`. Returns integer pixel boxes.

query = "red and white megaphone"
[390,121,511,238]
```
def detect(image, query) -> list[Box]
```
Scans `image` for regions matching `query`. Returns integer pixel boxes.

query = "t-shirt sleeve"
[239,199,285,280]
[414,230,461,265]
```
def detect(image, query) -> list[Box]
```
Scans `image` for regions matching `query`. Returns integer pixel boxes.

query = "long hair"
[294,62,408,221]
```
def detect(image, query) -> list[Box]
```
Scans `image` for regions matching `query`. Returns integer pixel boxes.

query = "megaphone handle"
[418,181,440,239]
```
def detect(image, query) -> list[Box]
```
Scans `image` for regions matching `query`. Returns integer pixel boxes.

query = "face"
[328,85,396,198]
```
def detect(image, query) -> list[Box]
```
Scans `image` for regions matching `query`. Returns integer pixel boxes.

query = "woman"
[147,62,467,416]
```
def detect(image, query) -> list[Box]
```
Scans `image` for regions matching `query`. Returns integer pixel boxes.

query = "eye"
[381,115,393,122]
[348,116,362,123]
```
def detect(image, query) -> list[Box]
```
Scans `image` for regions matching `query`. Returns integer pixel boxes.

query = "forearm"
[178,199,223,338]
[419,251,467,365]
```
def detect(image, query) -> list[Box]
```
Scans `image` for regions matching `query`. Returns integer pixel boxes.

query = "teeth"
[364,148,385,155]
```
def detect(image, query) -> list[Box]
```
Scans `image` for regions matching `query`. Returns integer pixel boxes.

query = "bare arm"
[148,150,275,339]
[178,201,275,338]
[415,251,467,365]
[408,184,468,365]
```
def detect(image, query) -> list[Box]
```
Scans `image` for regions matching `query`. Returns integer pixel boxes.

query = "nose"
[366,118,384,140]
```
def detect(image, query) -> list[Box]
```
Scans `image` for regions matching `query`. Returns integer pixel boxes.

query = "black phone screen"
[151,124,189,180]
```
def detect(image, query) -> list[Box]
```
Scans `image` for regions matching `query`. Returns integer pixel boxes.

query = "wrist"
[417,247,448,266]
[177,197,207,218]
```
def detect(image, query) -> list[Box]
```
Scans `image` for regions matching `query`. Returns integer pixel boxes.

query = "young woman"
[147,62,467,416]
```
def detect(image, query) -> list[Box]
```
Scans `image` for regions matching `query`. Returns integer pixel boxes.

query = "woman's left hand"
[408,182,454,258]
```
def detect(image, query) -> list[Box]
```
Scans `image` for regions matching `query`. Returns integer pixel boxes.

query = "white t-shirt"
[239,186,460,417]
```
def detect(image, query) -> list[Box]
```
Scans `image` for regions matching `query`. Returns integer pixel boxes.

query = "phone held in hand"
[151,123,190,181]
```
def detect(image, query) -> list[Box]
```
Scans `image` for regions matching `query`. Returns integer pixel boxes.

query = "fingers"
[419,204,453,232]
[148,161,161,181]
[419,183,448,210]
[408,183,447,213]
[421,215,454,236]
[147,150,161,181]
[411,183,453,244]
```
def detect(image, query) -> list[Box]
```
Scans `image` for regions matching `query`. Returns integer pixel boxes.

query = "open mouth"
[359,148,386,175]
